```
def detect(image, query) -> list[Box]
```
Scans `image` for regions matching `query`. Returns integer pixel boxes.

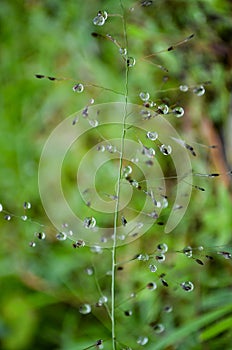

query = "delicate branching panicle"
[2,1,232,349]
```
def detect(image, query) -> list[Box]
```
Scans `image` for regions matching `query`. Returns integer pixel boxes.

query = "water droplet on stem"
[79,304,91,314]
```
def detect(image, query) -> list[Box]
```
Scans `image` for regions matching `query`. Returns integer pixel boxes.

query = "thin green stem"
[111,2,129,349]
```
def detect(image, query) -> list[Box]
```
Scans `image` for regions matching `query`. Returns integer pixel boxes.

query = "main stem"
[111,2,128,349]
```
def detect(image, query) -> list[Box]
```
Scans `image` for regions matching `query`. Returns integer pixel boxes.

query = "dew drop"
[147,131,158,141]
[180,281,194,292]
[147,147,156,158]
[157,243,168,253]
[4,214,11,221]
[127,56,136,67]
[124,310,133,316]
[123,165,132,178]
[85,267,94,275]
[137,336,149,346]
[98,295,108,305]
[193,85,205,96]
[155,201,162,208]
[121,216,127,226]
[93,14,105,26]
[73,83,84,93]
[144,100,155,108]
[56,232,67,241]
[172,106,184,118]
[158,104,169,114]
[153,323,165,334]
[217,251,231,259]
[148,211,158,219]
[98,10,108,20]
[137,253,150,261]
[146,282,157,290]
[183,246,192,258]
[0,203,3,212]
[174,204,183,210]
[29,241,36,247]
[156,254,166,262]
[118,234,126,241]
[79,304,91,314]
[23,202,31,209]
[137,222,144,229]
[73,239,85,248]
[141,0,153,6]
[35,232,46,240]
[89,119,98,127]
[149,264,157,272]
[119,47,127,56]
[105,144,117,153]
[95,339,104,349]
[160,144,172,155]
[131,180,139,188]
[91,245,103,254]
[83,216,96,229]
[101,236,108,243]
[162,197,168,208]
[21,215,28,221]
[97,145,105,152]
[179,84,189,92]
[139,91,150,101]
[131,157,139,163]
[140,109,151,119]
[82,106,88,117]
[163,305,173,313]
[130,292,136,298]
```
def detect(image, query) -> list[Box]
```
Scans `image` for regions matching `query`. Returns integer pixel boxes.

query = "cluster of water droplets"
[137,336,149,346]
[135,243,169,276]
[29,231,47,247]
[122,165,133,178]
[96,143,118,154]
[179,84,206,96]
[72,98,99,128]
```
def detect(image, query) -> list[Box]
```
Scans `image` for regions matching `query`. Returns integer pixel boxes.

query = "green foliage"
[0,0,232,349]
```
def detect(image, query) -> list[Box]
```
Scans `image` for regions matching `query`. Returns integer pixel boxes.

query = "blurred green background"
[0,0,232,349]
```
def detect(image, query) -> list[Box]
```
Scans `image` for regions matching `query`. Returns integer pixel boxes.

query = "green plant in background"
[0,1,232,350]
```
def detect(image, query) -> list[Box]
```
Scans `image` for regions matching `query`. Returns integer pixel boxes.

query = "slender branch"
[111,2,129,349]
